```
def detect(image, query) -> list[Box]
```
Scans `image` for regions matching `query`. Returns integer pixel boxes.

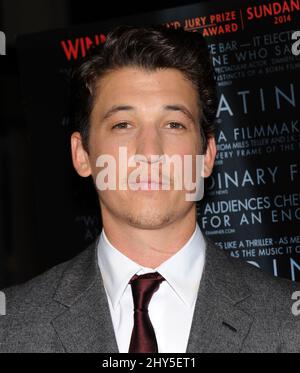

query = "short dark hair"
[71,24,217,153]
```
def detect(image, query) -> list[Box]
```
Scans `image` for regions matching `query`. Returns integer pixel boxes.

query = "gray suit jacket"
[0,236,300,353]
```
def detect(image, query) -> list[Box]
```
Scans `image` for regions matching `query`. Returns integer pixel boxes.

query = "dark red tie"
[128,272,165,353]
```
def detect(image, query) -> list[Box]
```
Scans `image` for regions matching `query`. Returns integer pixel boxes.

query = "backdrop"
[17,0,300,281]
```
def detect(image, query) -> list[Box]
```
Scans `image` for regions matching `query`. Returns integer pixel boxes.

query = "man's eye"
[166,122,185,129]
[112,122,132,129]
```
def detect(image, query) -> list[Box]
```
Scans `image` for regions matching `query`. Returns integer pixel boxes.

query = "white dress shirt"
[97,222,206,353]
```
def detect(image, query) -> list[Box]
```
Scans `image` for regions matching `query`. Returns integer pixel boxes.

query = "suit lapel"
[51,240,119,353]
[186,237,254,353]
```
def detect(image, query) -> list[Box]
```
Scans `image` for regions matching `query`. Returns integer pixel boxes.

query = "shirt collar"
[97,222,206,310]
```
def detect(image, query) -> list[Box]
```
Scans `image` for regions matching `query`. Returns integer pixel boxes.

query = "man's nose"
[134,125,164,163]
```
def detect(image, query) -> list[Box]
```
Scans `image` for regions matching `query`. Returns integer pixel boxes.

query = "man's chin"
[124,212,173,230]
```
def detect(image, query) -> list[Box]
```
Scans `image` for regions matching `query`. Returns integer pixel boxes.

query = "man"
[0,25,300,353]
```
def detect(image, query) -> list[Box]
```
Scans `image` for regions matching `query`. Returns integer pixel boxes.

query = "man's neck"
[101,207,197,269]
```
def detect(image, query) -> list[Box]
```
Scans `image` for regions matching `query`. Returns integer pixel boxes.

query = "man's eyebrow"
[102,105,135,121]
[163,104,196,123]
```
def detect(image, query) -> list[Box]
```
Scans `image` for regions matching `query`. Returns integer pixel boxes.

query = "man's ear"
[71,132,92,177]
[203,136,217,178]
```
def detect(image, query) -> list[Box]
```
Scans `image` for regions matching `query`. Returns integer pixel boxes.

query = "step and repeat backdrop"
[17,0,300,280]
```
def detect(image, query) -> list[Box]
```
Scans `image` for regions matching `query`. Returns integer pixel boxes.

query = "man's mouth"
[128,179,170,190]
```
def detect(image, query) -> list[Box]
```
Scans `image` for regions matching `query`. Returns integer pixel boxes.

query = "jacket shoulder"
[227,251,298,296]
[205,237,300,309]
[0,243,97,352]
[206,235,298,292]
[223,251,300,352]
[1,244,94,315]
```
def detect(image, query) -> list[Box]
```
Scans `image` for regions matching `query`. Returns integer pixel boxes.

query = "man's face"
[72,66,216,229]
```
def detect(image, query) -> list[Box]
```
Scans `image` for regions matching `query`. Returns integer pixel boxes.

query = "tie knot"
[129,271,165,284]
[129,272,165,312]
